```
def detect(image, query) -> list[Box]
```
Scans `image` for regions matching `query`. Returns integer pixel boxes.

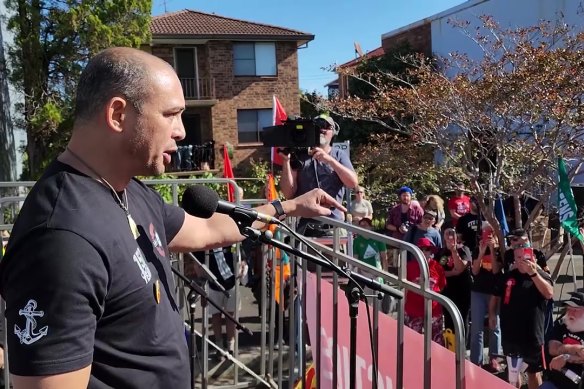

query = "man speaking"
[0,47,343,389]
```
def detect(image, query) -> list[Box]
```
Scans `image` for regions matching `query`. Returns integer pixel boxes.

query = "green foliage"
[6,0,152,179]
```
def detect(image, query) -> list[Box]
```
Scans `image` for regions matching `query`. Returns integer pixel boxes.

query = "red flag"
[266,173,278,202]
[271,95,288,166]
[223,144,235,202]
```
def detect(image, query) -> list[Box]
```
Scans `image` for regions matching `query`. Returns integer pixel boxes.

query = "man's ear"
[105,96,128,133]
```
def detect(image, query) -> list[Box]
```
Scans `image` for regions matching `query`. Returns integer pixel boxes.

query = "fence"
[0,178,466,389]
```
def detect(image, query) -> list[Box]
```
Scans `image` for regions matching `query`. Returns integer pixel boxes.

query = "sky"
[151,0,467,94]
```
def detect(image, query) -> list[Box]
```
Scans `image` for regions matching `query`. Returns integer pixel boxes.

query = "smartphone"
[481,228,493,242]
[523,247,535,262]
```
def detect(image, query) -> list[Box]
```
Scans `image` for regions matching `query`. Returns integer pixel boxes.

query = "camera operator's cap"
[397,186,413,195]
[564,291,584,308]
[314,114,339,135]
[417,237,438,253]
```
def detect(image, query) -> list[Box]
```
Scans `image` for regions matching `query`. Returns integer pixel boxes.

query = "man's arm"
[169,188,344,253]
[279,154,297,199]
[12,366,91,389]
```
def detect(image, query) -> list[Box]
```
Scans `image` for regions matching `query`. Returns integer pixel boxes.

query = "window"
[233,42,276,76]
[237,109,272,143]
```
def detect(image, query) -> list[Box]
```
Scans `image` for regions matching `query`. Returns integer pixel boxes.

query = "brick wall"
[208,40,301,171]
[150,40,303,172]
[382,22,432,57]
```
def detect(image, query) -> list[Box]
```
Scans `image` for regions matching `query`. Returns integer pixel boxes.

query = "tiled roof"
[151,9,314,42]
[338,47,385,68]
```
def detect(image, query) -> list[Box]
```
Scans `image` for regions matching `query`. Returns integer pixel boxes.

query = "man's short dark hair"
[74,48,152,122]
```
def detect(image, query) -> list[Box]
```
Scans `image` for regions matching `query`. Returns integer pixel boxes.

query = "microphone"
[181,185,280,225]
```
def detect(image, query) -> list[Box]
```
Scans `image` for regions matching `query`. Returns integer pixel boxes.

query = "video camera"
[261,116,332,148]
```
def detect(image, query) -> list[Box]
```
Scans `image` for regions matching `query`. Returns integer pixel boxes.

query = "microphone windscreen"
[181,185,219,219]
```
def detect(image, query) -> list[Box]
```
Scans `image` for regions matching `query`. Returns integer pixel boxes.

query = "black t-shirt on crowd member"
[435,246,473,301]
[546,323,584,389]
[471,246,502,294]
[493,268,552,352]
[0,161,190,388]
[456,213,481,252]
[503,248,548,273]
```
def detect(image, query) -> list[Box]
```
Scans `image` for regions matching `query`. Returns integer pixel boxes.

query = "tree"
[323,16,584,252]
[6,0,152,179]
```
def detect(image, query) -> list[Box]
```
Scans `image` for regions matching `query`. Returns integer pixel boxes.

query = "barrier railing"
[0,178,466,389]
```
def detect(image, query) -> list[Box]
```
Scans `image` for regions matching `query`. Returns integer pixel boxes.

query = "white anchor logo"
[14,299,49,345]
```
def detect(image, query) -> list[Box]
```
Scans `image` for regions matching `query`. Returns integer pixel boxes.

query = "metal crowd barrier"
[0,179,466,389]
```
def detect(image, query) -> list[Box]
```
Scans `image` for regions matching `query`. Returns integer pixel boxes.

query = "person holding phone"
[504,229,549,274]
[490,231,554,388]
[469,222,504,370]
[436,228,472,340]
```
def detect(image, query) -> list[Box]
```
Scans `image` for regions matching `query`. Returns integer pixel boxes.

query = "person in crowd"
[436,228,472,343]
[541,292,584,389]
[193,246,246,360]
[469,222,504,372]
[422,194,446,231]
[385,186,424,241]
[351,185,373,225]
[404,238,447,345]
[457,197,482,253]
[504,228,549,274]
[353,217,388,275]
[1,230,8,256]
[279,114,358,236]
[403,209,443,248]
[490,237,553,388]
[447,183,471,228]
[0,47,343,389]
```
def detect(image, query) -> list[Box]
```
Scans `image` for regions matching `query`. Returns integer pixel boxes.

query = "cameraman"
[279,114,357,235]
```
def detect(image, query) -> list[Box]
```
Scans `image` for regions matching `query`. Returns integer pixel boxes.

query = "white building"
[0,1,26,181]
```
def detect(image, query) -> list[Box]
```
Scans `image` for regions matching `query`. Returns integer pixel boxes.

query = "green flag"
[558,157,584,241]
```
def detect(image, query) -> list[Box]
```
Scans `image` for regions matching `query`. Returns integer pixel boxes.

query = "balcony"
[168,141,216,173]
[179,77,216,100]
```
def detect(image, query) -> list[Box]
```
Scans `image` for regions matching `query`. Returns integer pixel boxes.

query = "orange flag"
[223,144,235,202]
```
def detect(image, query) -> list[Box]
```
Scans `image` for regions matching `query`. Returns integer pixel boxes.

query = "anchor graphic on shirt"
[14,299,49,345]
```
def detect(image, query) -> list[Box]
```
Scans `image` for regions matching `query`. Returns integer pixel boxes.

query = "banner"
[305,272,514,389]
[223,144,235,202]
[558,157,584,241]
[271,95,288,166]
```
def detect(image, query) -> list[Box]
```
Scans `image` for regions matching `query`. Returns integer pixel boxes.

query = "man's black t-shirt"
[546,323,584,389]
[0,161,189,388]
[493,268,552,351]
[456,213,480,252]
[435,246,472,302]
[471,246,502,294]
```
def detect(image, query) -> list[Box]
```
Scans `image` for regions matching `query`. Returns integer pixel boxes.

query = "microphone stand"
[170,264,253,389]
[240,225,403,389]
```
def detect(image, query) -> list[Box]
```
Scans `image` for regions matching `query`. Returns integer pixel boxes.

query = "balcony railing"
[179,77,216,100]
[168,141,216,172]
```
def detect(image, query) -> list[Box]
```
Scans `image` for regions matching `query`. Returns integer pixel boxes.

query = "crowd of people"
[0,45,582,389]
[346,183,584,389]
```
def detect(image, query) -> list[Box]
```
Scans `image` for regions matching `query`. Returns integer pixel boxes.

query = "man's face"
[400,192,411,204]
[564,306,584,333]
[319,126,333,146]
[422,213,435,228]
[124,63,186,176]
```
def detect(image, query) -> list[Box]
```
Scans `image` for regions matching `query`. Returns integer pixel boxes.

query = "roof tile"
[151,9,313,40]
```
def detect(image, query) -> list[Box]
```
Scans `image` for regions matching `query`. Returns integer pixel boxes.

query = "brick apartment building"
[147,10,313,172]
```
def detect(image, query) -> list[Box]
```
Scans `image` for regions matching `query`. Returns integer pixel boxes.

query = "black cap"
[564,291,584,308]
[509,228,528,238]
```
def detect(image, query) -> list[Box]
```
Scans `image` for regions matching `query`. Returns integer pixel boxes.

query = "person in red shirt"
[447,183,471,227]
[405,237,447,345]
